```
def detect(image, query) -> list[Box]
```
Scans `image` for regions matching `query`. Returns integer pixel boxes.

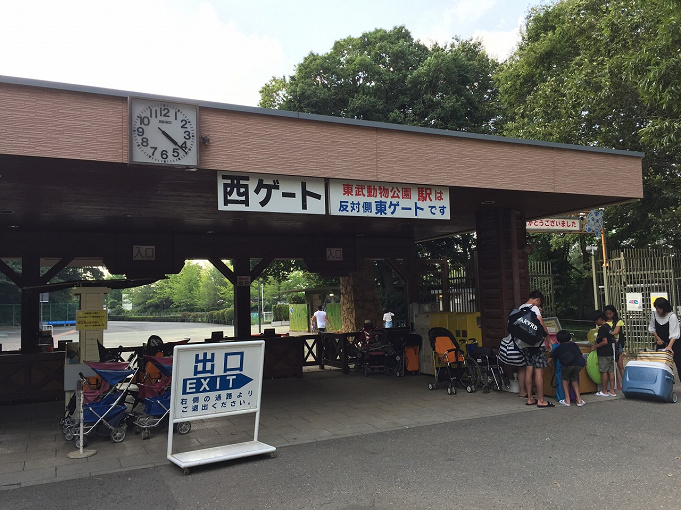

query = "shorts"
[520,347,547,369]
[598,356,614,373]
[561,365,582,382]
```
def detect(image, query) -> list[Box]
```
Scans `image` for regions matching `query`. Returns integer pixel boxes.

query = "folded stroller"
[131,356,191,439]
[62,361,138,448]
[472,346,510,392]
[427,327,478,394]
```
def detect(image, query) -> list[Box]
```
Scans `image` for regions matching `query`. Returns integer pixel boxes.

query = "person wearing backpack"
[512,290,552,408]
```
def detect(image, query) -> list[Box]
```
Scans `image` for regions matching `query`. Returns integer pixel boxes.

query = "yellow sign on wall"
[76,310,108,330]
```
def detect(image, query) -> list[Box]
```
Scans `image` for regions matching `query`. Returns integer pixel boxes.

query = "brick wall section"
[0,81,643,200]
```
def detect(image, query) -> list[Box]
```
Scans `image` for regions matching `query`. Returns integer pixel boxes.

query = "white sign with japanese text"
[217,172,326,214]
[171,342,264,420]
[526,218,582,232]
[328,179,450,219]
[167,341,275,471]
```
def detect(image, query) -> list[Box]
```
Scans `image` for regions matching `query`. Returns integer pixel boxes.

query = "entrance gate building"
[0,76,643,400]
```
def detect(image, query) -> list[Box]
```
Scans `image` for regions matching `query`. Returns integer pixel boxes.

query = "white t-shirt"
[313,310,328,328]
[383,312,394,323]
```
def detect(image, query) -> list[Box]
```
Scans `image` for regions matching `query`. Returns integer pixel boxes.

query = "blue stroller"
[131,356,191,440]
[63,361,137,448]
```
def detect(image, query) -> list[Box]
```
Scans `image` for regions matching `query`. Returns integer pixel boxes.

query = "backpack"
[507,305,546,348]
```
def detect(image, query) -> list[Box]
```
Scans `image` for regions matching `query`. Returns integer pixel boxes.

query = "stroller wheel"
[428,383,436,390]
[482,384,491,393]
[64,430,75,441]
[447,385,453,395]
[75,436,88,449]
[466,385,473,393]
[141,429,151,440]
[176,421,192,435]
[670,392,678,403]
[111,427,126,443]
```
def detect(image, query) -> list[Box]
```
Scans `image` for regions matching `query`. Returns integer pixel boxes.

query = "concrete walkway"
[0,366,616,491]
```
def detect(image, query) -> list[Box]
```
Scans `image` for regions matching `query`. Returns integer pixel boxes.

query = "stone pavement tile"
[0,460,25,475]
[257,433,289,447]
[86,457,125,476]
[119,450,167,469]
[24,455,74,470]
[0,443,27,455]
[202,431,253,446]
[0,466,56,489]
[26,441,60,454]
[325,423,377,436]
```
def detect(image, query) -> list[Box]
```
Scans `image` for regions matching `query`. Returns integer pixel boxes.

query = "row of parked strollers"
[348,326,511,395]
[60,336,191,448]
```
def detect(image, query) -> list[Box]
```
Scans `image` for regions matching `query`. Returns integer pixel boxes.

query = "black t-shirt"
[596,323,615,357]
[551,342,585,367]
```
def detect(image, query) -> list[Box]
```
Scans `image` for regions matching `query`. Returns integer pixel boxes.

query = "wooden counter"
[543,343,598,397]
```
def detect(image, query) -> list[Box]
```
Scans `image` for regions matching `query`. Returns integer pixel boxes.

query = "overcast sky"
[1,0,538,107]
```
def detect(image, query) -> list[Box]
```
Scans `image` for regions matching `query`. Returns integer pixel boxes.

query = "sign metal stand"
[167,341,275,474]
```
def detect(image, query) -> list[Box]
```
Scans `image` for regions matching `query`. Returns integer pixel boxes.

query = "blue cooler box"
[623,361,677,403]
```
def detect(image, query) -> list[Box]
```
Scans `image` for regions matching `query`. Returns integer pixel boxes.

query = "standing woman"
[649,297,681,375]
[604,305,625,389]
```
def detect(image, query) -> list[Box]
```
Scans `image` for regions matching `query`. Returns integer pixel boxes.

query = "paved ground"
[2,322,681,508]
[0,321,292,352]
[2,374,681,509]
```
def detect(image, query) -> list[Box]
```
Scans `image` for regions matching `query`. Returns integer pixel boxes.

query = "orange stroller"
[427,327,478,394]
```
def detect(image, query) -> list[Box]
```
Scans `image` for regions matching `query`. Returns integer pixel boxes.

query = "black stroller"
[355,328,401,376]
[427,327,479,394]
[470,345,510,392]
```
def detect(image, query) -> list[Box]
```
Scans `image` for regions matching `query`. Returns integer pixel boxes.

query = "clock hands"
[157,127,188,154]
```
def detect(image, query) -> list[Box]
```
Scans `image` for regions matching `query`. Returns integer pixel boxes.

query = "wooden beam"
[0,258,22,287]
[208,258,235,285]
[39,256,74,285]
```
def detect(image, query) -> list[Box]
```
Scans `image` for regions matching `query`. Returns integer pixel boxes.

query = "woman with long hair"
[604,305,625,389]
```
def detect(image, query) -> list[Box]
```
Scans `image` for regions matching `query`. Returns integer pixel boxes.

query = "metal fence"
[602,248,681,353]
[0,303,80,327]
[529,260,555,317]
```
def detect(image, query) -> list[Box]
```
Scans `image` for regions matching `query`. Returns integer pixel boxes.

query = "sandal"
[525,400,537,406]
[536,401,555,408]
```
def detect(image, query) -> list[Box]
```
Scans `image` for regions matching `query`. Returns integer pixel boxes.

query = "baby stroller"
[62,361,137,448]
[471,346,510,392]
[427,327,478,394]
[131,356,191,439]
[355,328,401,376]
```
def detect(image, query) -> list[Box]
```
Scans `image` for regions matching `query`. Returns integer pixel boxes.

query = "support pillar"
[475,209,529,348]
[340,260,383,331]
[233,257,252,339]
[20,254,41,353]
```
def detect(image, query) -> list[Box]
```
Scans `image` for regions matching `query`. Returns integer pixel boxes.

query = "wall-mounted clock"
[129,98,199,167]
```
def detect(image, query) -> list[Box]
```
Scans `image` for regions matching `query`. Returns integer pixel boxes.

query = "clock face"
[130,99,198,167]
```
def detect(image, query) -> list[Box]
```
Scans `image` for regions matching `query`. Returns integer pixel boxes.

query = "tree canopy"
[496,0,681,249]
[259,26,500,133]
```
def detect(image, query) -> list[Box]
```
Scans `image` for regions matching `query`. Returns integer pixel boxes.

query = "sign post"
[167,341,275,473]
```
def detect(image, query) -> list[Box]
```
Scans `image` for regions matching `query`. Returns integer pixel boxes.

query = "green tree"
[496,0,681,249]
[259,26,499,132]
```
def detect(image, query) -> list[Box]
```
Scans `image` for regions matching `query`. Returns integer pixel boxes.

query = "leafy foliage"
[496,0,681,249]
[260,26,500,132]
